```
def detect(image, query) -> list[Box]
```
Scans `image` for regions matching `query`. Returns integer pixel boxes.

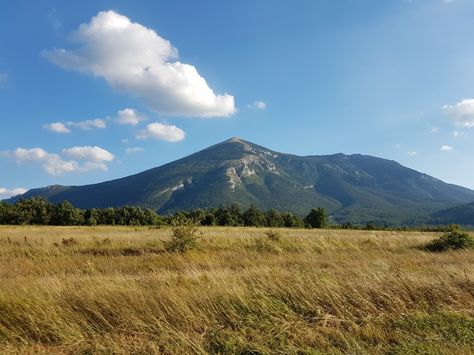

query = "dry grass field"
[0,226,473,354]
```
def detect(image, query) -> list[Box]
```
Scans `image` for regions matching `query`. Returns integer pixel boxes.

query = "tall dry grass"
[0,226,473,354]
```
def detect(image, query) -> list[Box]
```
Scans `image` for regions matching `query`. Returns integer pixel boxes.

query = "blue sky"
[1,0,474,198]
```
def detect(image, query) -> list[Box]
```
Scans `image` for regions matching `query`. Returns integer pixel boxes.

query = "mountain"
[8,137,474,225]
[431,202,474,226]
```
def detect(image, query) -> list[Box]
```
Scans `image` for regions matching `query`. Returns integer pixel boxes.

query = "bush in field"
[265,230,281,242]
[425,231,474,252]
[165,221,199,253]
[61,237,78,247]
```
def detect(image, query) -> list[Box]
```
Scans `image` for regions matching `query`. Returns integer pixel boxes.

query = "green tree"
[243,204,266,227]
[201,212,217,226]
[84,208,99,226]
[0,201,14,224]
[304,208,329,228]
[215,206,239,226]
[229,203,243,225]
[143,208,162,226]
[282,212,304,228]
[266,209,284,227]
[97,208,116,225]
[51,201,84,226]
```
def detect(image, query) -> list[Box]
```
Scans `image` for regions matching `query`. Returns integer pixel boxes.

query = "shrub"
[165,222,199,253]
[265,230,281,242]
[425,231,474,252]
[61,237,78,247]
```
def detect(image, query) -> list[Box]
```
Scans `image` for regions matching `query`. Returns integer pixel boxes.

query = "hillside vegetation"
[0,226,473,354]
[11,137,474,225]
[432,201,474,226]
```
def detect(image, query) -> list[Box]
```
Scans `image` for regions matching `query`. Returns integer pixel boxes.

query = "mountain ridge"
[8,137,474,225]
[431,201,474,226]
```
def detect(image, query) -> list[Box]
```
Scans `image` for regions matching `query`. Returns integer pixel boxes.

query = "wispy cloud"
[48,8,62,34]
[0,72,8,87]
[440,145,453,152]
[125,147,144,155]
[453,131,468,137]
[68,118,107,130]
[246,100,267,110]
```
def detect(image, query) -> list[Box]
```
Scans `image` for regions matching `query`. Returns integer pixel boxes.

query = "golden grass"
[0,226,473,354]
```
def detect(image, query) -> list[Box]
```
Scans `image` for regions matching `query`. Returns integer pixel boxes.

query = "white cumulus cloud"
[44,118,107,133]
[115,108,146,126]
[3,146,114,176]
[253,101,266,110]
[137,122,185,142]
[44,10,236,117]
[0,187,27,199]
[68,118,107,130]
[12,147,50,162]
[443,99,474,128]
[42,155,80,175]
[8,148,78,176]
[44,122,71,133]
[62,146,115,162]
[440,145,453,152]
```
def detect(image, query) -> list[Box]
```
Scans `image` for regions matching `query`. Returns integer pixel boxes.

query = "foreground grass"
[0,226,473,354]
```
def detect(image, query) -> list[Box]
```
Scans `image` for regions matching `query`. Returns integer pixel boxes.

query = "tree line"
[1,198,462,231]
[0,198,329,228]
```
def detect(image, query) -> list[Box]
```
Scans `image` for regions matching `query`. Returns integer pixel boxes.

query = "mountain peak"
[226,136,243,143]
[7,138,474,225]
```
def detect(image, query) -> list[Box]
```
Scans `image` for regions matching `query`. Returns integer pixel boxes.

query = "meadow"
[0,226,473,354]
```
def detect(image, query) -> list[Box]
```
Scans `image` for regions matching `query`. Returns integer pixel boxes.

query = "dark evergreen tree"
[282,212,304,228]
[304,207,329,228]
[201,212,217,226]
[243,204,267,227]
[51,201,84,226]
[215,206,239,226]
[84,208,99,226]
[266,209,284,227]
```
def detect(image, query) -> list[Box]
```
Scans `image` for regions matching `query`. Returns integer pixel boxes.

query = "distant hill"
[8,137,474,225]
[431,202,474,226]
